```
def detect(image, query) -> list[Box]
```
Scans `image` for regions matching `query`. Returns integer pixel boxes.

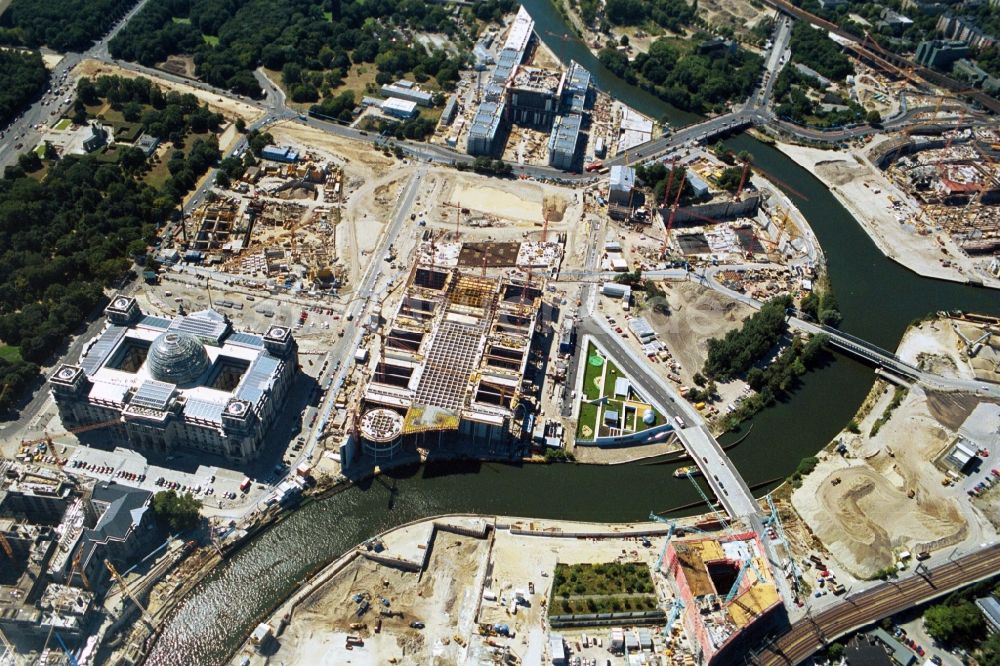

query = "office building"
[915,40,970,69]
[548,113,582,170]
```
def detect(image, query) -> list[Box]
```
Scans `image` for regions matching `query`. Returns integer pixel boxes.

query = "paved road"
[578,315,758,519]
[0,0,155,170]
[755,544,1000,665]
[306,168,427,457]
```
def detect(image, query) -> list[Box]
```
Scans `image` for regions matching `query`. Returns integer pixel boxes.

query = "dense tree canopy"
[788,22,853,81]
[151,490,203,532]
[924,601,987,647]
[0,0,136,51]
[604,0,694,32]
[110,0,471,97]
[0,158,165,363]
[0,75,223,407]
[703,296,792,381]
[0,49,47,128]
[601,37,762,113]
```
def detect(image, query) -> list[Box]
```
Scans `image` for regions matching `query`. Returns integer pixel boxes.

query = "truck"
[674,415,686,429]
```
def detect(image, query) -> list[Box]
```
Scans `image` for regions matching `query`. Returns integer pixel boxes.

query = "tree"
[151,490,203,532]
[235,118,246,133]
[866,109,882,125]
[924,601,986,646]
[17,152,43,173]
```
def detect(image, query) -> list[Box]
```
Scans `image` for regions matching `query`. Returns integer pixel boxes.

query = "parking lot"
[66,444,262,510]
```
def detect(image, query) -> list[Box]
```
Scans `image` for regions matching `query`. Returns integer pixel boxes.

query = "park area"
[577,343,666,440]
[549,562,659,615]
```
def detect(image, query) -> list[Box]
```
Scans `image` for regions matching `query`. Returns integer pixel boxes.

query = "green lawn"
[603,359,626,399]
[171,16,191,24]
[0,345,21,362]
[202,34,219,46]
[577,401,599,439]
[582,343,604,400]
[54,118,72,130]
[323,10,332,20]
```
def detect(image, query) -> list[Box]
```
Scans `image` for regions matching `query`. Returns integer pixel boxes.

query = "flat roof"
[469,100,506,139]
[610,165,635,192]
[549,113,582,154]
[503,5,534,52]
[383,97,418,113]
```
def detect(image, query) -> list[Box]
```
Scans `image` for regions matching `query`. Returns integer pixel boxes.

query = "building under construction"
[880,132,1000,257]
[663,531,785,664]
[353,264,544,460]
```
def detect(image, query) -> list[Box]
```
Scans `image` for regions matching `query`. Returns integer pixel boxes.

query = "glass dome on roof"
[147,331,210,385]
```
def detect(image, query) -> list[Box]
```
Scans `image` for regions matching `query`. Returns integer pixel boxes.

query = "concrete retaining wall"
[576,423,675,448]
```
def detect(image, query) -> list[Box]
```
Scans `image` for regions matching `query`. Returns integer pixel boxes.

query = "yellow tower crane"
[104,560,153,626]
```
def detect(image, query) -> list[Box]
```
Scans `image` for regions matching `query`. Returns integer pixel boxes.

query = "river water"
[145,4,1000,664]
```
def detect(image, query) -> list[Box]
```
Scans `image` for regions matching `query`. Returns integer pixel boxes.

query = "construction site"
[233,511,790,666]
[776,120,1000,289]
[168,152,347,293]
[600,149,821,273]
[0,459,188,666]
[346,260,547,465]
[879,128,1000,260]
[790,313,1000,579]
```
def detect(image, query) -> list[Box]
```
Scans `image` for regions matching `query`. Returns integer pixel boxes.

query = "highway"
[756,544,1000,665]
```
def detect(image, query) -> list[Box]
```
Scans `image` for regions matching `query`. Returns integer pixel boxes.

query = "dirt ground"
[74,59,263,122]
[270,532,488,665]
[268,121,394,180]
[792,381,972,578]
[897,317,1000,384]
[442,172,582,229]
[777,142,997,287]
[697,0,772,40]
[645,281,754,387]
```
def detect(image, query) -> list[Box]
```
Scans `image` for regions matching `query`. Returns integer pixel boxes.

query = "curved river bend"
[145,3,1000,664]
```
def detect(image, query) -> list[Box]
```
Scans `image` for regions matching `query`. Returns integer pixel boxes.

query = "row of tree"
[0,0,136,51]
[721,333,830,432]
[599,37,762,113]
[0,49,48,128]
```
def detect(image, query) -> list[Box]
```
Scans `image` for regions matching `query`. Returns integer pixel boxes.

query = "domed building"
[49,295,298,463]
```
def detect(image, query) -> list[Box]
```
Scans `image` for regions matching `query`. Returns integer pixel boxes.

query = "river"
[144,3,1000,664]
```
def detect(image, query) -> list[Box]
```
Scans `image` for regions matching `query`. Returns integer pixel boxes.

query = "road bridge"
[755,544,1000,665]
[578,316,759,520]
[683,265,1000,398]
